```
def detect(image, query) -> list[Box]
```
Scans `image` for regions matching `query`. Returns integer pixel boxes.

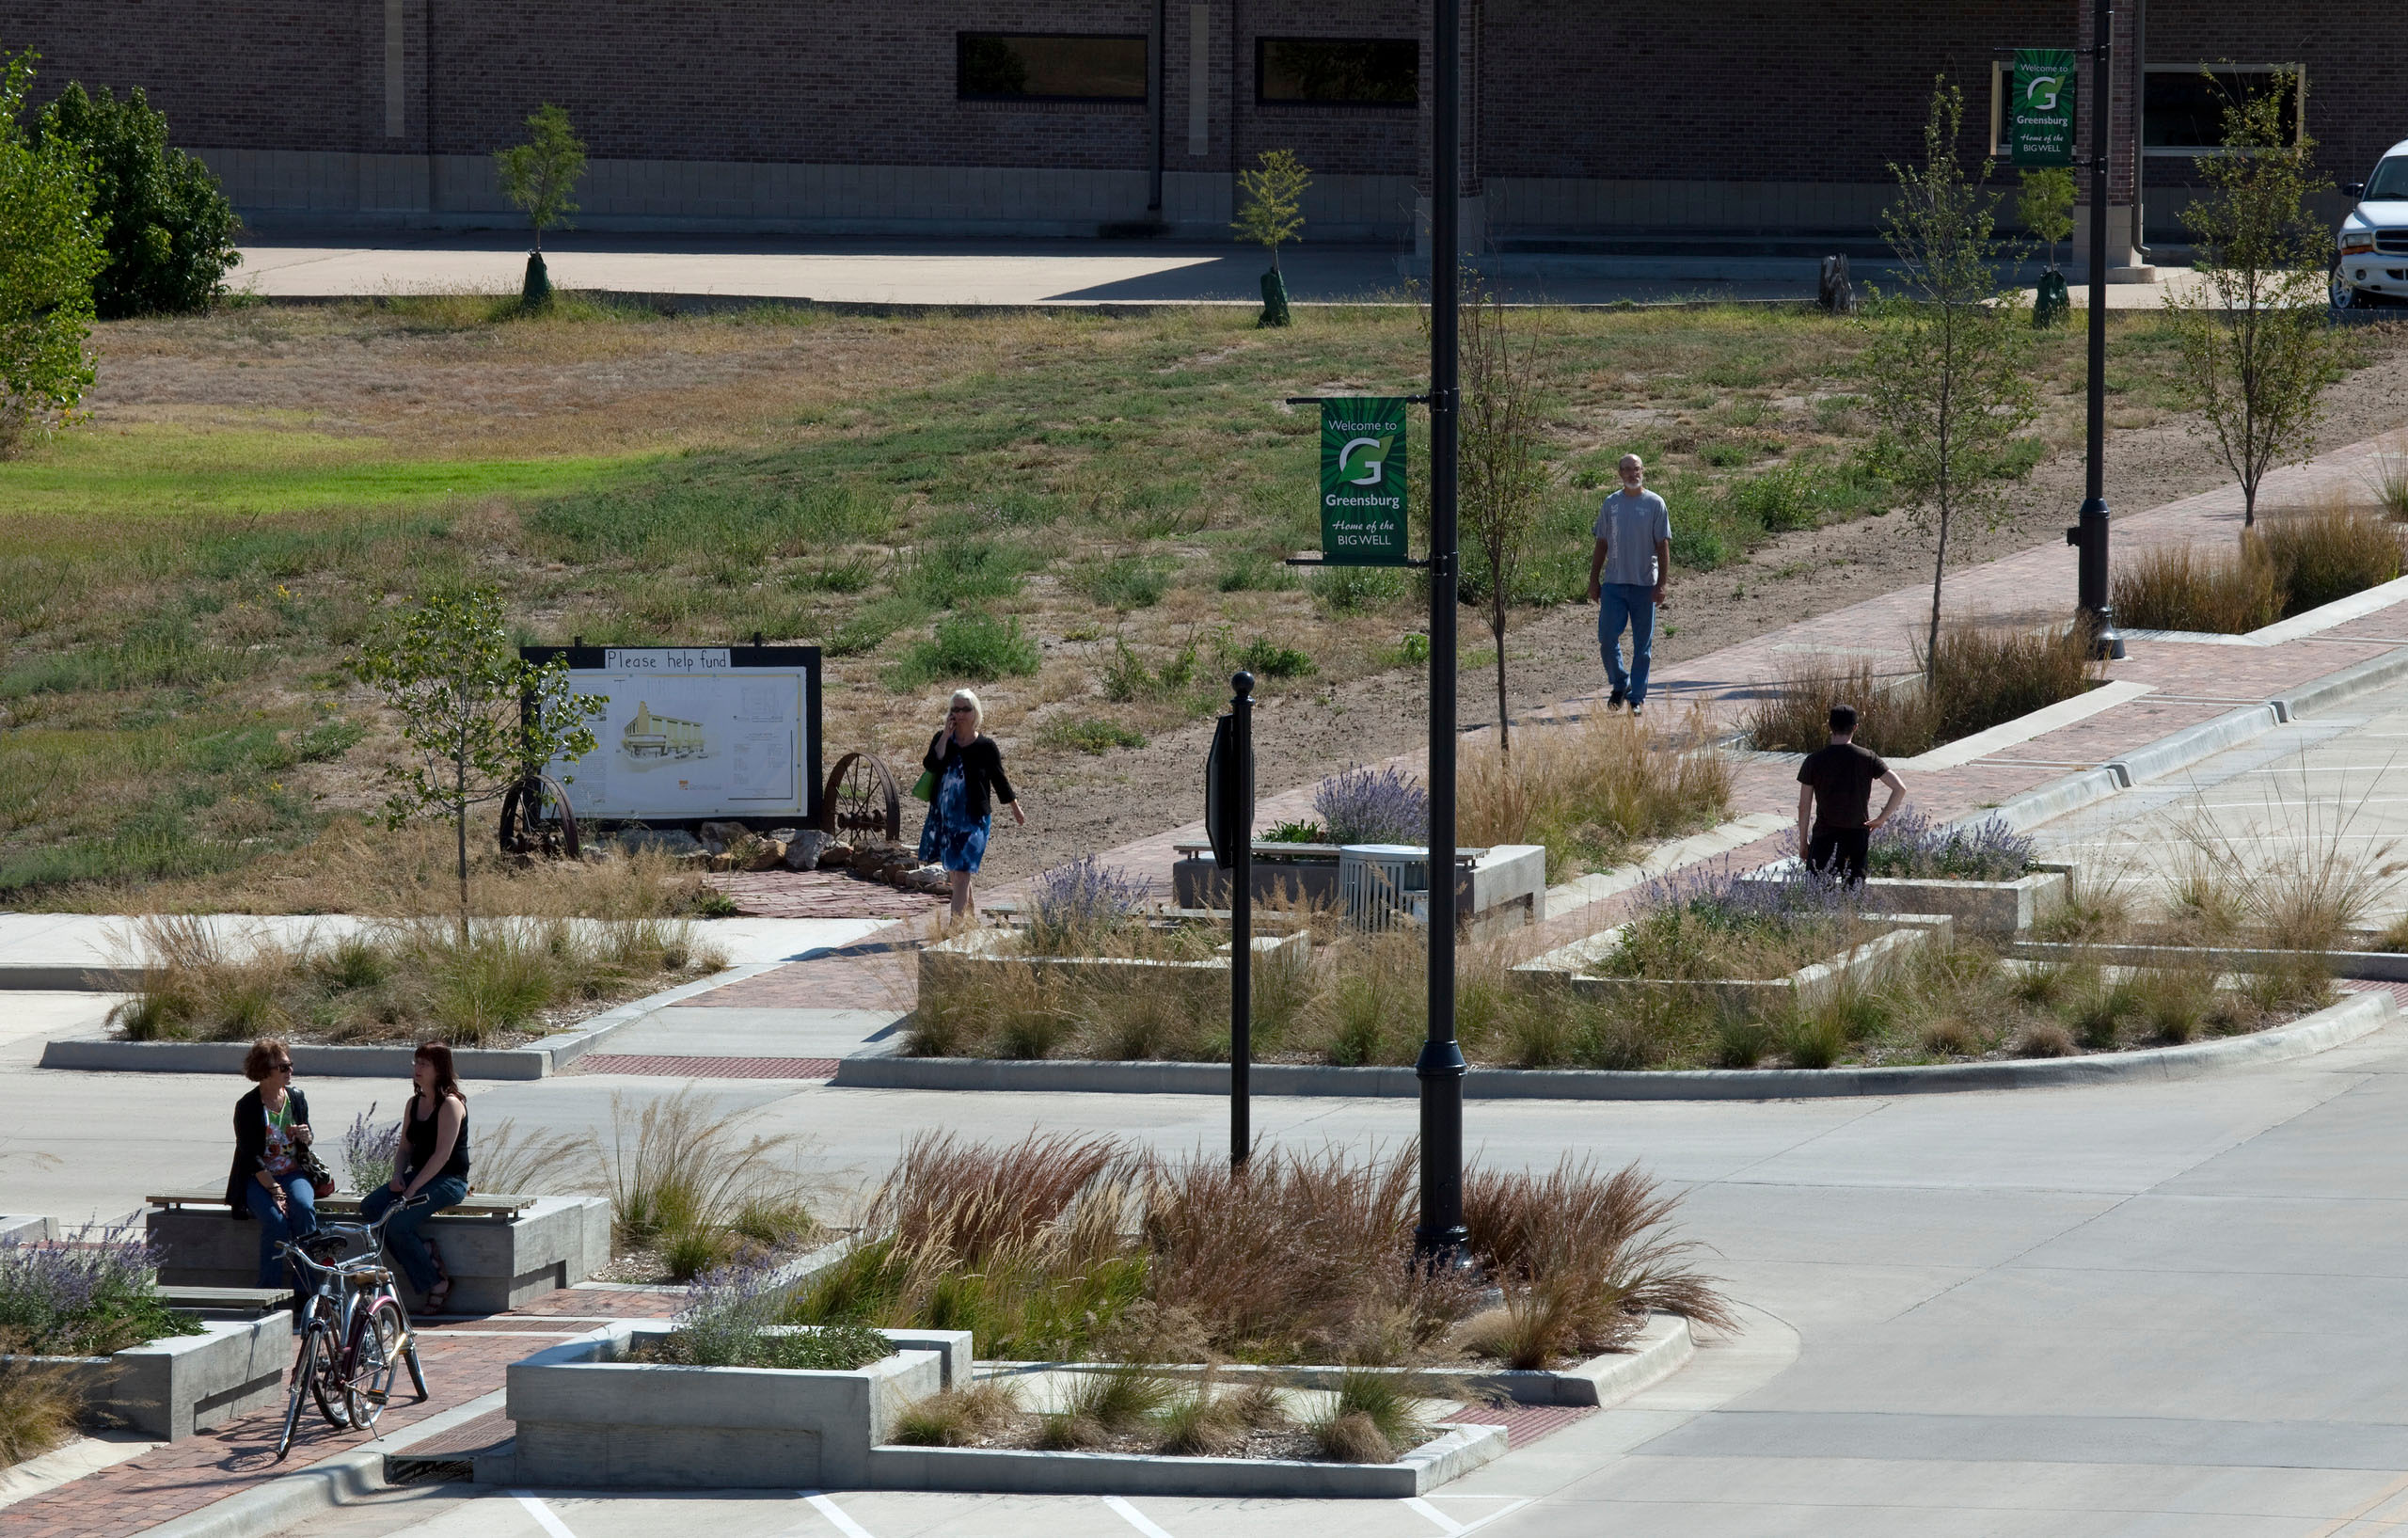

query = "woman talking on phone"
[918,689,1024,918]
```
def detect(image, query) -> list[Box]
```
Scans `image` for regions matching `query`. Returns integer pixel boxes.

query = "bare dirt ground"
[982,341,2408,884]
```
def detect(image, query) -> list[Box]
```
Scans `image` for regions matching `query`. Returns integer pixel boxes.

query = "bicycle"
[273,1197,431,1460]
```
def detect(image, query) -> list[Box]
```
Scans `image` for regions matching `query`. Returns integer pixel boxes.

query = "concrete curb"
[0,964,145,991]
[139,1387,510,1538]
[834,991,2392,1101]
[863,1421,1508,1498]
[2011,941,2408,981]
[34,963,774,1079]
[1971,639,2408,835]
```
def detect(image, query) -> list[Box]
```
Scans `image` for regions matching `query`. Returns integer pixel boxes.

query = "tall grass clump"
[105,912,722,1046]
[2116,507,2401,633]
[787,1134,1726,1373]
[600,1089,820,1279]
[1460,707,1733,880]
[1746,623,2095,754]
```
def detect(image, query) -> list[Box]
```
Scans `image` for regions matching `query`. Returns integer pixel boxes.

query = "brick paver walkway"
[702,868,946,920]
[0,1290,678,1538]
[689,934,924,1011]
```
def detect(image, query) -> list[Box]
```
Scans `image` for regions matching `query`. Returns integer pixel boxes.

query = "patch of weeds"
[1216,551,1297,592]
[789,554,878,595]
[1311,564,1410,613]
[1230,637,1316,679]
[825,595,928,658]
[887,611,1042,690]
[292,717,364,762]
[898,526,1035,609]
[1071,557,1172,611]
[892,1381,1021,1447]
[1039,716,1149,754]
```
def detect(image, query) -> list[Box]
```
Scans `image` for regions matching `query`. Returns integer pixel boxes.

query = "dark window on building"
[958,34,1148,102]
[2144,68,2302,151]
[1257,39,1418,105]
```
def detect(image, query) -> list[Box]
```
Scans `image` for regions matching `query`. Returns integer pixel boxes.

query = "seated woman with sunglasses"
[359,1041,471,1311]
[224,1038,318,1291]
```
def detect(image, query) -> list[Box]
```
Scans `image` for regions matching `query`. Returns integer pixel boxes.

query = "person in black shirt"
[359,1041,471,1310]
[1795,704,1905,885]
[918,689,1025,918]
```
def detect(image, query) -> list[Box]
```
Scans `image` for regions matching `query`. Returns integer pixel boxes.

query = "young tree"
[1861,79,2037,680]
[2018,166,2075,327]
[0,47,106,458]
[493,103,587,309]
[2161,70,2338,529]
[356,587,603,939]
[1457,283,1551,758]
[1233,148,1310,325]
[37,81,239,317]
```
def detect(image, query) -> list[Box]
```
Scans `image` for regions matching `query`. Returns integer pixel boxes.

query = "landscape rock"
[615,829,705,858]
[783,830,834,870]
[697,820,751,855]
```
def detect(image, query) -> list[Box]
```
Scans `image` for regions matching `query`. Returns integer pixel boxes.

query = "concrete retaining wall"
[863,1421,1507,1498]
[507,1322,956,1489]
[150,1196,610,1315]
[3,1313,291,1441]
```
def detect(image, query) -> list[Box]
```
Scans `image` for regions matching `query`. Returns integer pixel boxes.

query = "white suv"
[2334,139,2408,309]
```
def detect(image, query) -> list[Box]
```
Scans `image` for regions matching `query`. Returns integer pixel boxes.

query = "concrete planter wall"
[1169,843,1547,940]
[507,1321,959,1489]
[1739,862,2074,937]
[0,1312,291,1441]
[1516,916,1952,1008]
[150,1196,610,1315]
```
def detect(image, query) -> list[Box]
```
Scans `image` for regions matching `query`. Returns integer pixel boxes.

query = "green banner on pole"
[1318,397,1409,566]
[2010,49,2077,166]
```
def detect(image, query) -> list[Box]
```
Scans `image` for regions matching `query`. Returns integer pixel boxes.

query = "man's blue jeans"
[1597,583,1657,705]
[243,1175,317,1290]
[361,1176,469,1298]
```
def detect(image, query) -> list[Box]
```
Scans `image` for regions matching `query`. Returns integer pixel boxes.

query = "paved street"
[7,983,2408,1534]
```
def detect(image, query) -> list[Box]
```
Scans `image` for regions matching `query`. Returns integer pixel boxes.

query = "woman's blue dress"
[917,756,990,873]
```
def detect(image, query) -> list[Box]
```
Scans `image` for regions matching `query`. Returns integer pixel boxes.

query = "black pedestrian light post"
[2069,0,2127,660]
[1415,0,1468,1265]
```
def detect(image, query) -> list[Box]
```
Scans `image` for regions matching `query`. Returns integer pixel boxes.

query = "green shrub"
[887,611,1042,689]
[1232,638,1316,678]
[1311,563,1409,612]
[35,82,237,316]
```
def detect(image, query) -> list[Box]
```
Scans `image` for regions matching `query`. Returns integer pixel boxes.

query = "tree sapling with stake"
[493,103,587,310]
[2018,166,2075,327]
[356,586,603,940]
[1232,148,1309,326]
[1861,78,2038,683]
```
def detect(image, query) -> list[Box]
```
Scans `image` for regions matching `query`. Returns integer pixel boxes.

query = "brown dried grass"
[1460,706,1733,880]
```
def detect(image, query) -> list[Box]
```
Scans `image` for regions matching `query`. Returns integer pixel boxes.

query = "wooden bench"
[145,1190,610,1315]
[154,1284,293,1319]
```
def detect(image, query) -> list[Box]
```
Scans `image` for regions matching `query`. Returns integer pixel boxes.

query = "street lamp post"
[2069,0,2127,660]
[1416,0,1468,1264]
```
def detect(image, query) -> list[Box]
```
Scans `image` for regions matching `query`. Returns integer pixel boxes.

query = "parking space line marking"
[1402,1497,1464,1533]
[511,1493,580,1538]
[1103,1495,1177,1538]
[799,1490,877,1538]
[1454,1500,1535,1535]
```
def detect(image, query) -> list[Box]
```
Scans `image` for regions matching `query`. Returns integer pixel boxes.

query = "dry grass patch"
[1460,707,1732,880]
[1747,622,2098,756]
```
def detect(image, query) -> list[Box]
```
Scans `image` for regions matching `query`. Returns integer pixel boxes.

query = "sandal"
[422,1242,452,1311]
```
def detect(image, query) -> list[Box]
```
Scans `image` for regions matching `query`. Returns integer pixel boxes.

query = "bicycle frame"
[274,1197,429,1457]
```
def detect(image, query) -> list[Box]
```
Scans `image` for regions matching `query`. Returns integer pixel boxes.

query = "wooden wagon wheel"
[819,751,902,845]
[498,773,582,861]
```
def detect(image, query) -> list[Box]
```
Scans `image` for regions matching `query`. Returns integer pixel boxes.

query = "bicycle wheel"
[308,1318,352,1431]
[276,1324,321,1460]
[346,1298,405,1431]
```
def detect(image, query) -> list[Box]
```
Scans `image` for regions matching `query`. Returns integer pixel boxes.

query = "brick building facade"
[1,0,2394,249]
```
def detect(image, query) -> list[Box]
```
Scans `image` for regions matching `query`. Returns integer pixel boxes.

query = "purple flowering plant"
[1601,859,1860,979]
[0,1223,199,1356]
[1314,765,1430,846]
[659,1256,888,1370]
[341,1104,404,1196]
[1027,856,1151,953]
[1866,807,2035,881]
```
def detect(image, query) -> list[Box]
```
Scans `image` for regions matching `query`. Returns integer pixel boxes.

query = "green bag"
[911,769,936,802]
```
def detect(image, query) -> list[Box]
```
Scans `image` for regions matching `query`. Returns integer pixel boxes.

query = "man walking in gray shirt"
[1586,453,1673,715]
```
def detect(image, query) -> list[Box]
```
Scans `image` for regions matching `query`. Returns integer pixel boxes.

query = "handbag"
[911,769,936,802]
[296,1143,338,1200]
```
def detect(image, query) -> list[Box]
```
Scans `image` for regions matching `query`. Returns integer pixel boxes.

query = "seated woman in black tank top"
[358,1040,473,1309]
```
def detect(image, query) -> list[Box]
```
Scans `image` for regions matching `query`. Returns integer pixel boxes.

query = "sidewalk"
[0,1289,677,1538]
[233,230,2197,309]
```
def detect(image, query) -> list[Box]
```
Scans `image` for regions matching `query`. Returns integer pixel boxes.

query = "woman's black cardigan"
[924,732,1017,822]
[224,1085,310,1216]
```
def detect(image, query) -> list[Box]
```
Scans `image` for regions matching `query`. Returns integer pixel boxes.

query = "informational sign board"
[1318,397,1410,566]
[519,645,821,826]
[2010,49,2077,166]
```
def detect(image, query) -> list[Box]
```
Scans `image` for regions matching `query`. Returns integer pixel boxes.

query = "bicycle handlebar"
[274,1194,429,1275]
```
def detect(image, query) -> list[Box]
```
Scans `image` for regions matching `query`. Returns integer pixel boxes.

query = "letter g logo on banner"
[1339,435,1390,486]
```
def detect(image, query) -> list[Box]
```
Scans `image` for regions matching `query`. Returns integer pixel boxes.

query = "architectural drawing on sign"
[620,701,708,765]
